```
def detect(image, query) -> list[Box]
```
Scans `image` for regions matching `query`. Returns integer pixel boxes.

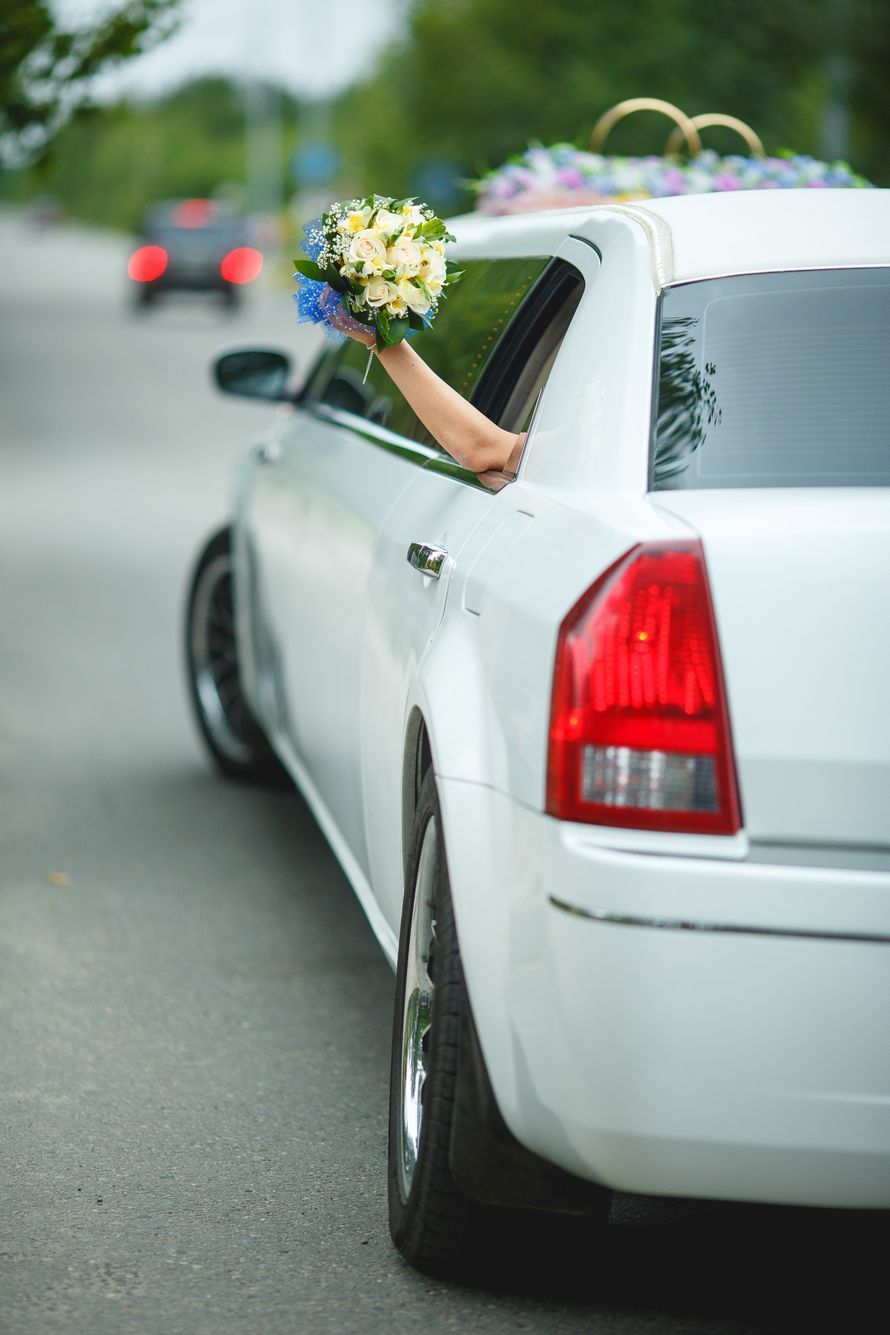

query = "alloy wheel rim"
[398,815,438,1200]
[190,553,255,763]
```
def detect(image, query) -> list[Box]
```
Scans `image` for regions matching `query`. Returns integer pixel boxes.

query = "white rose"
[348,230,388,265]
[421,249,446,281]
[374,208,404,234]
[402,283,432,315]
[365,278,399,308]
[388,235,423,275]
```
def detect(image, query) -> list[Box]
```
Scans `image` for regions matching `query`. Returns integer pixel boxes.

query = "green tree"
[0,0,181,162]
[5,76,303,233]
[335,0,889,209]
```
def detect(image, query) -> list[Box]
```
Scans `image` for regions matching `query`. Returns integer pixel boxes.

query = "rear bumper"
[438,777,890,1208]
[133,270,232,294]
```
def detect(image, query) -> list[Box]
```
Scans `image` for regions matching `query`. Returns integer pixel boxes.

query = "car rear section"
[128,198,263,304]
[428,217,890,1210]
[435,493,890,1211]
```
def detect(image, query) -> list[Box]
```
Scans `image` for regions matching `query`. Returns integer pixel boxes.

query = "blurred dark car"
[128,198,263,309]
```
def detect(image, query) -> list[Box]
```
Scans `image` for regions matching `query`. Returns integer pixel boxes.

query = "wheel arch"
[401,706,433,882]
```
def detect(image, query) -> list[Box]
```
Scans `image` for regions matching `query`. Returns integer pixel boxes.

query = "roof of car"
[451,188,890,288]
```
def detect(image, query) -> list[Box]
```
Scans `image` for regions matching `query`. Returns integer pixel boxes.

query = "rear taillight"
[221,247,263,284]
[547,541,741,834]
[128,245,168,282]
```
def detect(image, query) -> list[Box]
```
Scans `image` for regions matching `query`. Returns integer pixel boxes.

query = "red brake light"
[221,247,263,284]
[547,541,741,834]
[128,245,168,282]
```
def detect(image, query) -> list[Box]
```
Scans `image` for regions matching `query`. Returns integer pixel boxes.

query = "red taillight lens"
[547,541,741,834]
[221,247,263,284]
[128,245,168,282]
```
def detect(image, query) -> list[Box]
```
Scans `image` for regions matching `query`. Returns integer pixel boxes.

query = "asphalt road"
[0,211,885,1335]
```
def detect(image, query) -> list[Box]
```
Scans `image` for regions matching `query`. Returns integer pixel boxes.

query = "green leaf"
[387,317,410,346]
[419,218,445,239]
[407,310,425,330]
[293,259,325,281]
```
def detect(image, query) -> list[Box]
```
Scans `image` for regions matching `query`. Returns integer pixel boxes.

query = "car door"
[244,253,585,902]
[360,253,589,932]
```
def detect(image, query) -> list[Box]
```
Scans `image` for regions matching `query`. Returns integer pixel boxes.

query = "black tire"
[184,526,289,788]
[389,770,612,1282]
[388,770,479,1276]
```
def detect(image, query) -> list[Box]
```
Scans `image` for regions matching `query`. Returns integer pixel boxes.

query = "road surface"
[0,211,885,1333]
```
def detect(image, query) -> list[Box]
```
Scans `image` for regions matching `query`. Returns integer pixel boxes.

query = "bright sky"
[52,0,406,99]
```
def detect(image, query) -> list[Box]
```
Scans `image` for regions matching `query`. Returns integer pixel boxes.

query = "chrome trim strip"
[663,262,890,289]
[305,402,440,464]
[607,204,675,289]
[302,403,500,492]
[548,897,890,945]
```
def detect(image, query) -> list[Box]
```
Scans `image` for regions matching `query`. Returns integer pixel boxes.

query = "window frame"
[296,254,585,490]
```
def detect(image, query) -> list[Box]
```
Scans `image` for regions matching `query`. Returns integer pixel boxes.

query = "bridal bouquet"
[293,194,462,350]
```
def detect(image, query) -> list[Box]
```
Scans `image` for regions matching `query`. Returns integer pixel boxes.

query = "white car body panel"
[230,189,890,1208]
[652,488,890,847]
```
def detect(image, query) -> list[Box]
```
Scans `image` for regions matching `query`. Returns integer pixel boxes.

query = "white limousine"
[185,188,890,1277]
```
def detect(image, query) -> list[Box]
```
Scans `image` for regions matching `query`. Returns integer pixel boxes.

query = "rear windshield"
[651,268,890,490]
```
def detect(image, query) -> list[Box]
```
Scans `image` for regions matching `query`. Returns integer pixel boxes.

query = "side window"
[310,255,583,462]
[314,257,549,438]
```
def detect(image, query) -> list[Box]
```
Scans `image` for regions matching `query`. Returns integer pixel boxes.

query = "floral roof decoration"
[472,99,872,216]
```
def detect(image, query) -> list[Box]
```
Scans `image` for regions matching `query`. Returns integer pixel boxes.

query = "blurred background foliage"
[1,0,181,160]
[2,0,888,232]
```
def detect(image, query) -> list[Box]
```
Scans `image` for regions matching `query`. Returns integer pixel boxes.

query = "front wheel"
[184,526,288,788]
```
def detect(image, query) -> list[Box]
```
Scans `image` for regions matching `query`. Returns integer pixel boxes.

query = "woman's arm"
[326,299,524,475]
[377,341,524,475]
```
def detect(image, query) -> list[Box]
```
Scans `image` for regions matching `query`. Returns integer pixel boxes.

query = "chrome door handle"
[407,542,448,579]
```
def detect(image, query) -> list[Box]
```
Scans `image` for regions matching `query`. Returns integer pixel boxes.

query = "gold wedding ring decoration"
[591,97,764,158]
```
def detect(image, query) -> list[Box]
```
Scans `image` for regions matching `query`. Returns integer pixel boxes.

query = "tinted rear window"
[651,268,890,489]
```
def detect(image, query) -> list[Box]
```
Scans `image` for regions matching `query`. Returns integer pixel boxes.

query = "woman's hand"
[321,287,376,346]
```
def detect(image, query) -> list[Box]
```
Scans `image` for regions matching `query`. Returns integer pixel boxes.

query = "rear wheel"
[185,526,288,787]
[389,771,610,1280]
[388,771,477,1275]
